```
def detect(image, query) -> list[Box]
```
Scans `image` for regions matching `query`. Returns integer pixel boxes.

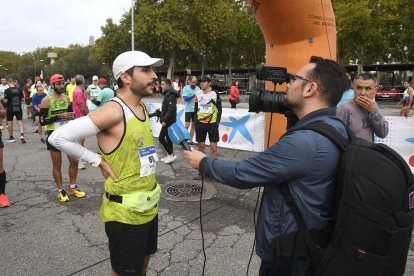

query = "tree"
[333,0,412,65]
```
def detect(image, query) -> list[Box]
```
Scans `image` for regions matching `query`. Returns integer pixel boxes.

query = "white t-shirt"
[86,84,101,98]
[172,81,180,92]
[0,84,9,99]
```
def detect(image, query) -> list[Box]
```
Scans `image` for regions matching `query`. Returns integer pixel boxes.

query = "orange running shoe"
[68,186,86,198]
[0,194,11,207]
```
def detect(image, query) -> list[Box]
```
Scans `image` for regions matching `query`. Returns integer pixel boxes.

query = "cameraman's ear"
[303,83,317,98]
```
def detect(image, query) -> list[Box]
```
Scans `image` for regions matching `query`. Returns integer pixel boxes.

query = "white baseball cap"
[92,75,98,81]
[113,51,164,79]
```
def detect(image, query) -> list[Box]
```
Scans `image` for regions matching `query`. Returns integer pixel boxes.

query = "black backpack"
[276,122,414,276]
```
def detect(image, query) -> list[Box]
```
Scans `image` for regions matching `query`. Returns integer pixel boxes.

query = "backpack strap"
[284,122,349,151]
[277,122,350,275]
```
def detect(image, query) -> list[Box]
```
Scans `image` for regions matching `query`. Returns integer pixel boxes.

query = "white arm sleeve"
[48,116,101,166]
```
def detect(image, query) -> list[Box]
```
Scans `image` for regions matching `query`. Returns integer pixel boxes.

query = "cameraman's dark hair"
[308,56,349,107]
[117,67,135,89]
[354,73,377,84]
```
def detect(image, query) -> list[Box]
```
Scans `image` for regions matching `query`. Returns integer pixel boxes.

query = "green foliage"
[4,0,414,82]
[92,0,265,76]
[333,0,412,65]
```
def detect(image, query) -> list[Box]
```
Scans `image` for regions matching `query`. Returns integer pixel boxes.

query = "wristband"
[91,155,102,168]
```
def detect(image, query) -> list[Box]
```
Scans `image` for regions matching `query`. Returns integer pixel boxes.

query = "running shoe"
[6,137,15,143]
[163,154,177,164]
[32,130,38,134]
[40,137,46,144]
[68,186,86,198]
[58,189,69,202]
[0,194,11,207]
[20,136,27,144]
[78,161,86,170]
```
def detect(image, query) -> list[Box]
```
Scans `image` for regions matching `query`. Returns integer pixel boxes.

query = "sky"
[0,0,133,53]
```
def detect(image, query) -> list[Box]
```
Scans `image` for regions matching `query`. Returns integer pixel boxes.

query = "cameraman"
[184,56,349,275]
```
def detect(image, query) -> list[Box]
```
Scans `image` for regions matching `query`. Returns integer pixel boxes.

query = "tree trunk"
[228,47,233,86]
[201,55,205,76]
[167,51,175,80]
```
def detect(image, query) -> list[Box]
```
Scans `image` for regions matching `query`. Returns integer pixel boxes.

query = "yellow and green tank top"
[45,94,70,132]
[195,90,219,123]
[99,97,158,225]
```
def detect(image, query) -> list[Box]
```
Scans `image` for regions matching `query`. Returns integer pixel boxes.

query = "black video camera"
[248,66,290,114]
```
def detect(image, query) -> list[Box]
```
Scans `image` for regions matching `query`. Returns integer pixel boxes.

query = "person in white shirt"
[86,75,101,100]
[0,78,9,130]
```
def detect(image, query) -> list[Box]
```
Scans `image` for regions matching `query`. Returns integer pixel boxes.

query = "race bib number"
[200,103,212,113]
[139,146,158,177]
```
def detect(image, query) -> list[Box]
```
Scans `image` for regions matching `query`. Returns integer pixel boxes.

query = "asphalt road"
[0,97,413,276]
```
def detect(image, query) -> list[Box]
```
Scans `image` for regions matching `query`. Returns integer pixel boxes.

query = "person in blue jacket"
[184,56,350,276]
[182,76,200,144]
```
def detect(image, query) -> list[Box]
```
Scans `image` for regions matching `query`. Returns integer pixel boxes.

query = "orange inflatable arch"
[247,0,337,147]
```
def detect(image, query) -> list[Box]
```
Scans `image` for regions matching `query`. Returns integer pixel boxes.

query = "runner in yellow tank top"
[48,51,164,276]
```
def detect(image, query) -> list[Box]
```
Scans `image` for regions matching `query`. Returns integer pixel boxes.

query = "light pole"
[4,68,8,78]
[131,0,135,51]
[34,59,44,77]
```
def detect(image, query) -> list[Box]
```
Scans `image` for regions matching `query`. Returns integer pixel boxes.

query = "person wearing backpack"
[3,78,26,143]
[336,73,389,142]
[184,56,350,275]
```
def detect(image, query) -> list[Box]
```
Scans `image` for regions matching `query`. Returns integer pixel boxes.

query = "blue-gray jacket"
[199,108,347,263]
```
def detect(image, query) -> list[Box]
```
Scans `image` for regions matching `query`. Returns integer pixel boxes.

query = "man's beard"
[54,86,63,94]
[284,93,303,114]
[130,80,153,98]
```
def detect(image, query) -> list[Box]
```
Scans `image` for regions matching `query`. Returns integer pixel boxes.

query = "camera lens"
[248,88,289,114]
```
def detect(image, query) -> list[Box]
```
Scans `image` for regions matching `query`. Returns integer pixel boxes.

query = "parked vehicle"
[375,87,402,101]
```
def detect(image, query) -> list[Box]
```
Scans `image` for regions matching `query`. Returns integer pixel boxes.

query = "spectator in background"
[193,75,222,180]
[0,78,9,130]
[3,78,25,143]
[31,84,47,143]
[337,73,388,142]
[158,79,179,164]
[86,75,101,101]
[65,77,76,102]
[336,73,354,107]
[92,78,115,107]
[23,79,33,119]
[229,80,240,108]
[182,76,199,144]
[400,81,413,117]
[72,75,89,170]
[40,73,81,202]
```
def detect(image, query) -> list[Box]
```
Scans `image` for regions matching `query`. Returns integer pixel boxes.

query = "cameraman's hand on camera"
[183,148,206,170]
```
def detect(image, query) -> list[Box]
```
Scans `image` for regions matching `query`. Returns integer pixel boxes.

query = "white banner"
[375,116,414,173]
[147,103,414,173]
[147,103,265,152]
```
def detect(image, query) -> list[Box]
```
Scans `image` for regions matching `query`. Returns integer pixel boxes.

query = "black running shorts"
[195,122,220,143]
[6,109,23,121]
[185,112,195,123]
[0,131,3,149]
[46,131,60,152]
[105,215,158,275]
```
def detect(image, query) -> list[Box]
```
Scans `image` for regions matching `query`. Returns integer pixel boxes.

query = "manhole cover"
[161,180,217,201]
